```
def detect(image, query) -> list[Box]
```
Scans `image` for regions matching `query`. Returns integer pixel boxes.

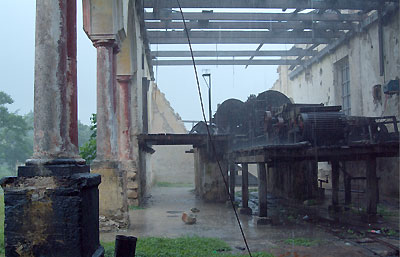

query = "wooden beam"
[151,49,317,57]
[152,59,301,66]
[145,21,358,30]
[143,0,394,10]
[144,12,363,22]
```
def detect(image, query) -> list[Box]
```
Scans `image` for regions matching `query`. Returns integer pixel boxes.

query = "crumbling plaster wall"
[272,10,399,198]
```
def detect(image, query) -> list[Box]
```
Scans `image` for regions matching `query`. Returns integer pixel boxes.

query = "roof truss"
[142,0,398,67]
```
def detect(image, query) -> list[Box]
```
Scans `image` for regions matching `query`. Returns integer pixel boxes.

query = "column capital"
[93,39,120,52]
[117,75,133,83]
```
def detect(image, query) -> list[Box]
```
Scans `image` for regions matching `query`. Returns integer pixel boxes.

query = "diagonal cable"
[175,0,253,256]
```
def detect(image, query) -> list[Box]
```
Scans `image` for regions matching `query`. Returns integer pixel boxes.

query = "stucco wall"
[149,84,195,185]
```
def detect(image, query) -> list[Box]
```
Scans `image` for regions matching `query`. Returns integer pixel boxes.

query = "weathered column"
[239,163,252,215]
[92,40,129,230]
[331,160,340,211]
[256,163,271,225]
[366,156,378,216]
[1,1,103,256]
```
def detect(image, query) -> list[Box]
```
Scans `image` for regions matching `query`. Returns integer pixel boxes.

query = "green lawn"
[102,237,274,257]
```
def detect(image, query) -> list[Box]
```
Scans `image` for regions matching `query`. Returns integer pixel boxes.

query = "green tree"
[78,120,91,147]
[79,114,97,164]
[0,91,33,173]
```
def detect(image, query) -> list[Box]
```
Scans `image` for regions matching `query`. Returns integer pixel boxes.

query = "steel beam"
[145,21,358,30]
[152,59,300,66]
[149,37,333,44]
[144,0,394,10]
[151,49,317,57]
[144,12,363,22]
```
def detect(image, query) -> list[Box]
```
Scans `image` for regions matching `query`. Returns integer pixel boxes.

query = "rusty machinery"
[210,90,399,147]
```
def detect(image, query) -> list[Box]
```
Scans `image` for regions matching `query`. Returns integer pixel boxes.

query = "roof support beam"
[149,37,333,44]
[144,12,363,22]
[143,0,395,10]
[145,21,358,30]
[152,59,301,66]
[152,49,317,57]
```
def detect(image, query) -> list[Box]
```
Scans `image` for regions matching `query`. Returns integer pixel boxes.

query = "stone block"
[92,164,129,229]
[127,189,138,199]
[0,173,103,257]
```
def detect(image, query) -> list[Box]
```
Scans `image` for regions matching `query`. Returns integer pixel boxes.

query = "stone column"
[91,40,129,230]
[94,40,119,161]
[239,163,252,215]
[117,75,139,206]
[1,1,103,256]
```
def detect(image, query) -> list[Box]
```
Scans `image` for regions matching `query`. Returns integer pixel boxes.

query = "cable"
[175,1,253,256]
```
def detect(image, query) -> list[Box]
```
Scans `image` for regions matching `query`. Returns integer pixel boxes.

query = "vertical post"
[116,75,133,161]
[29,0,82,164]
[331,160,340,208]
[242,164,249,208]
[94,40,119,161]
[342,162,352,205]
[239,163,252,215]
[229,162,236,202]
[366,157,378,215]
[257,163,268,218]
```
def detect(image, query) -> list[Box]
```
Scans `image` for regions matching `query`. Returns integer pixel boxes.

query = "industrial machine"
[209,90,399,147]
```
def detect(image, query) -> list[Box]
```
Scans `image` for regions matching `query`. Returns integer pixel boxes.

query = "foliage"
[283,238,320,247]
[0,91,32,171]
[79,114,97,164]
[78,120,92,147]
[102,237,275,257]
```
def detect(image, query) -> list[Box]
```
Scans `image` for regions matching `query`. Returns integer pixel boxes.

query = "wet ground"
[101,186,399,257]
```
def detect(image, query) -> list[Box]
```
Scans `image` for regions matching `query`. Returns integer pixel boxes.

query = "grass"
[102,237,275,257]
[129,205,146,210]
[156,182,194,188]
[283,238,320,247]
[377,204,398,217]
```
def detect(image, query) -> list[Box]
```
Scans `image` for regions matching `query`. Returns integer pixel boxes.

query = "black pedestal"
[1,165,103,257]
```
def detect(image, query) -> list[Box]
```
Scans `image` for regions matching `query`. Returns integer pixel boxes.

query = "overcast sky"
[0,1,287,126]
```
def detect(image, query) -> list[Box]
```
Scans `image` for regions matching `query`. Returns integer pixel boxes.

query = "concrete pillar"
[92,40,129,230]
[1,1,103,256]
[29,0,82,164]
[193,147,228,202]
[94,40,119,161]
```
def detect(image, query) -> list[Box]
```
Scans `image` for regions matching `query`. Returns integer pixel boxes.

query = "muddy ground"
[101,186,399,257]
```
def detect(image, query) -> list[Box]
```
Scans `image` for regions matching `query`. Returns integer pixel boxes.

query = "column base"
[0,172,103,257]
[255,217,272,226]
[239,207,253,215]
[91,160,129,230]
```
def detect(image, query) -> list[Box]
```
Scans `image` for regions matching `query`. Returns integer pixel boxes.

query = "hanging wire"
[175,1,253,256]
